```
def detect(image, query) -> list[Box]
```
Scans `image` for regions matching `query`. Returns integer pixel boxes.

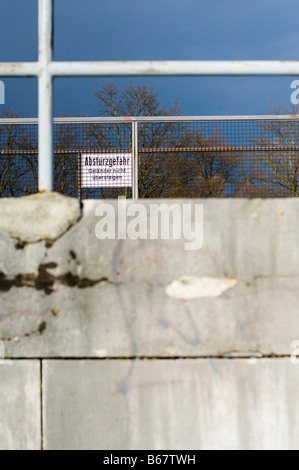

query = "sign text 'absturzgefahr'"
[81,153,132,188]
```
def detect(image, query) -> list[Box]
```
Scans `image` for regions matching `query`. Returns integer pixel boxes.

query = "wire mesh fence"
[1,116,299,198]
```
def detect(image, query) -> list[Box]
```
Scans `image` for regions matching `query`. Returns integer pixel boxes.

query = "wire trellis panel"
[1,116,299,199]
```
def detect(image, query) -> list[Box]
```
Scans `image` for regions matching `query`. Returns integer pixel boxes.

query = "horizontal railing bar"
[2,146,299,155]
[2,60,299,78]
[0,149,130,155]
[0,115,299,125]
[0,62,41,77]
[49,60,299,77]
[139,146,299,153]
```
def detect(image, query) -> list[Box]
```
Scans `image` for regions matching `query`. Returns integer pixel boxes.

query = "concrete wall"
[0,194,298,450]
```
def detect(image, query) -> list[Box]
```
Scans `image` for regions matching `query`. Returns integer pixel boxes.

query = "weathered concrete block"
[1,199,299,357]
[0,360,41,450]
[43,359,299,450]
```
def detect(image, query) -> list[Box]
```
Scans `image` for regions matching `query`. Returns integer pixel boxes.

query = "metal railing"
[1,0,299,195]
[2,115,299,199]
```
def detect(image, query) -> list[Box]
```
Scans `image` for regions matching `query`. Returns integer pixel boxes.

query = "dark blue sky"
[0,0,298,117]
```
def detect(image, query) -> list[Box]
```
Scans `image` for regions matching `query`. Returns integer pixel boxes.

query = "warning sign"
[81,153,132,188]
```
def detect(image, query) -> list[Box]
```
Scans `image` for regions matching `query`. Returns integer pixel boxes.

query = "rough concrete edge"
[0,192,82,246]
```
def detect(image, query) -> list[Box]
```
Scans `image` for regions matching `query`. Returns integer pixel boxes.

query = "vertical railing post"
[38,0,54,192]
[132,120,139,200]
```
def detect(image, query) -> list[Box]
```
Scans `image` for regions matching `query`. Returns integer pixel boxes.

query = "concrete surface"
[1,196,299,450]
[43,359,299,451]
[0,361,41,450]
[0,199,299,357]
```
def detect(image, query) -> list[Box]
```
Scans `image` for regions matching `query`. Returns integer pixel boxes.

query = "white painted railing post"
[38,0,54,192]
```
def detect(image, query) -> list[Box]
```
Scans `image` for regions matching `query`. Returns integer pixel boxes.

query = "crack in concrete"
[0,262,118,295]
[1,321,47,343]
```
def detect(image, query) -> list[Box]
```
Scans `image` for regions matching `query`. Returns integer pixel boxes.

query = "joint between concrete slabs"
[2,355,293,361]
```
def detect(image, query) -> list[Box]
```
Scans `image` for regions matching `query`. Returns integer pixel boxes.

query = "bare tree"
[235,105,299,197]
[0,108,38,196]
[164,129,238,198]
[91,82,237,198]
[3,85,279,199]
[54,121,79,197]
